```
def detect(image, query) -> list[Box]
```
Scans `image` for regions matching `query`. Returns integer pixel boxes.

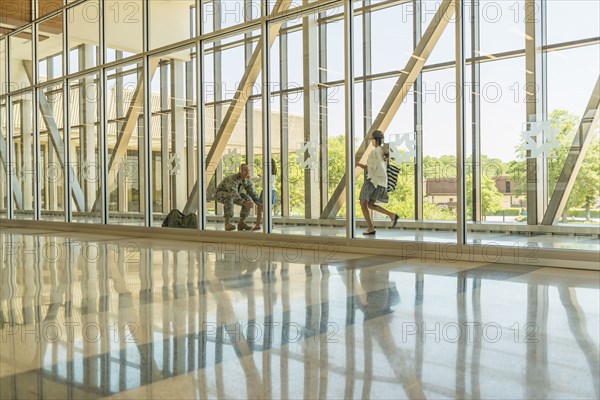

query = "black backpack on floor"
[162,209,198,229]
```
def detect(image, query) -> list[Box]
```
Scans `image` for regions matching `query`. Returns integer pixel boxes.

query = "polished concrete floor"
[0,227,599,399]
[205,222,600,251]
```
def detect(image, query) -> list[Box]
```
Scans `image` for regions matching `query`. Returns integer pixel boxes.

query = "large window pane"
[269,4,346,238]
[150,1,195,49]
[467,56,525,246]
[38,83,65,221]
[106,60,146,226]
[547,0,600,44]
[0,39,7,95]
[370,2,414,75]
[545,45,600,250]
[11,91,35,219]
[9,28,33,91]
[151,45,197,227]
[203,27,262,231]
[68,0,100,74]
[353,1,418,241]
[202,0,260,34]
[38,13,64,82]
[423,0,456,65]
[466,3,530,248]
[105,0,143,58]
[479,0,525,56]
[421,68,456,242]
[466,3,599,253]
[70,73,102,224]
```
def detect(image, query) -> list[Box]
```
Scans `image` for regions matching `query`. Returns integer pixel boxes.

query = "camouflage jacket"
[216,173,260,205]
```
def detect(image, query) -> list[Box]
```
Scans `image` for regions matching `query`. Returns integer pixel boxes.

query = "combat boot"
[237,220,253,231]
[224,217,236,231]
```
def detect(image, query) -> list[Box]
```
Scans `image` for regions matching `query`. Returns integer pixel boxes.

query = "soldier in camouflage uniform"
[215,164,260,231]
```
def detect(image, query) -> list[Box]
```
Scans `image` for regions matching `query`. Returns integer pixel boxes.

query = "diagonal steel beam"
[321,0,457,219]
[542,76,600,225]
[23,61,86,211]
[183,0,294,214]
[0,130,23,209]
[92,58,160,212]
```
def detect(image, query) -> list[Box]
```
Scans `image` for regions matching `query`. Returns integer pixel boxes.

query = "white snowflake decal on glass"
[167,153,181,175]
[388,132,416,163]
[296,141,318,169]
[522,119,559,158]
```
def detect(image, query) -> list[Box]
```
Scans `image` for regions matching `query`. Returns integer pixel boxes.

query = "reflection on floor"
[205,222,600,251]
[1,227,599,399]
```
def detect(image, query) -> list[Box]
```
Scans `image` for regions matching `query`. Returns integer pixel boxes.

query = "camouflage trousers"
[215,191,252,220]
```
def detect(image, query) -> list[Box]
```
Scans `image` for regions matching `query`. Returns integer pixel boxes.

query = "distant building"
[493,176,525,208]
[425,179,457,209]
[425,176,524,210]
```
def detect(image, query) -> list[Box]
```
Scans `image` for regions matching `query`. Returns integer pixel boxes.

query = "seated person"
[215,164,260,231]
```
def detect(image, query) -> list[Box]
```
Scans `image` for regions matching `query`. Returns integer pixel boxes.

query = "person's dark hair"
[372,130,384,147]
[271,158,277,175]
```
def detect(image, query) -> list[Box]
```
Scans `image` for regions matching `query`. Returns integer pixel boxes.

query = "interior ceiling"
[3,1,193,61]
[1,0,32,34]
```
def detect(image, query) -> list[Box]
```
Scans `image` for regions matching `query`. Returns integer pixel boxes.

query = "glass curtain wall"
[105,0,143,59]
[68,0,100,74]
[202,26,263,231]
[106,60,146,226]
[464,0,600,251]
[0,0,598,253]
[149,45,197,227]
[10,90,36,220]
[269,2,347,238]
[38,82,65,221]
[70,72,102,224]
[544,1,599,250]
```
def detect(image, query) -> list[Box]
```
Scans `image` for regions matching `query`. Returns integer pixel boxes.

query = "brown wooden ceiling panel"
[38,0,62,18]
[0,0,33,33]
